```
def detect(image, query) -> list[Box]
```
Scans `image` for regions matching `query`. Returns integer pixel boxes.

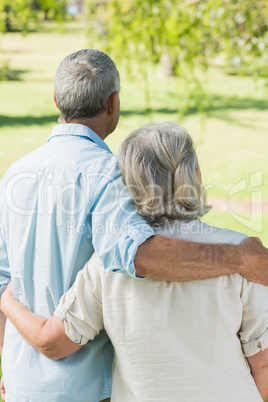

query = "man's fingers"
[242,236,263,246]
[240,236,268,285]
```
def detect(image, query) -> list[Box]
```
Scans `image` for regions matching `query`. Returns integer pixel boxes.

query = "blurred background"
[0,4,267,244]
[0,1,267,241]
[0,0,267,395]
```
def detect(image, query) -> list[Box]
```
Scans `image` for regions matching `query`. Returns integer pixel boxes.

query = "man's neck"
[61,117,111,141]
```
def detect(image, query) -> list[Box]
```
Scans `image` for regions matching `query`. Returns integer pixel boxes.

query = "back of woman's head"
[118,122,211,224]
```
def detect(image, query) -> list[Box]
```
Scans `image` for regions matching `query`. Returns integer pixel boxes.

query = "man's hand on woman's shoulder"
[240,237,268,285]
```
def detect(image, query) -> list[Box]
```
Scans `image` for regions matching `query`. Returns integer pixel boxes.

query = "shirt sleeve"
[90,161,154,278]
[54,253,104,345]
[239,279,268,357]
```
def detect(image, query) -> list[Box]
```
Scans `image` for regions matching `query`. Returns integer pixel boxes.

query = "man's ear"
[53,91,60,110]
[107,91,119,115]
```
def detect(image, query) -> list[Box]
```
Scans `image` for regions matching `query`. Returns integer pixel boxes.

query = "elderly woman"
[2,122,268,401]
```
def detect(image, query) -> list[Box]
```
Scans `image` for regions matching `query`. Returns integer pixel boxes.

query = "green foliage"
[0,0,67,32]
[209,0,268,77]
[34,0,67,22]
[0,56,10,80]
[85,0,268,78]
[84,0,268,118]
[0,0,37,32]
[0,0,67,82]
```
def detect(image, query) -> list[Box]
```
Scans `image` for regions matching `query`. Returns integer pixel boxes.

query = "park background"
[0,0,267,397]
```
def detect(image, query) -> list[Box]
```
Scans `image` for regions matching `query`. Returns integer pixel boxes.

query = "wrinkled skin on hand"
[241,237,268,286]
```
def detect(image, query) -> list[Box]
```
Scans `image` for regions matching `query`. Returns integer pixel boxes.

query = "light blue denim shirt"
[0,124,154,402]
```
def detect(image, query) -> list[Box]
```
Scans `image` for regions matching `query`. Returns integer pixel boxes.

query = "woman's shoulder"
[153,219,248,246]
[197,221,248,246]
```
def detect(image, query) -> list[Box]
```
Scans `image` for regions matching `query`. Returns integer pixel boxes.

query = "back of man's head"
[54,49,120,123]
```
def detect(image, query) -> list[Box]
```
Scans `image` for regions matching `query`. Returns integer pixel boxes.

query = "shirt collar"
[47,124,112,153]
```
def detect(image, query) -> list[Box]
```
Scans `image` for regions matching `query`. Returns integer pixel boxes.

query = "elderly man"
[0,49,267,402]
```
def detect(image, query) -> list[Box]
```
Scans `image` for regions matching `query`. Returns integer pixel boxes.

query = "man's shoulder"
[2,137,119,178]
[0,143,47,183]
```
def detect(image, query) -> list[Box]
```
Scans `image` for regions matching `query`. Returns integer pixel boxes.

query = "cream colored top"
[55,220,268,402]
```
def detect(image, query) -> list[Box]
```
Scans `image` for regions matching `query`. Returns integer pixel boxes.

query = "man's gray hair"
[119,122,211,224]
[55,49,120,122]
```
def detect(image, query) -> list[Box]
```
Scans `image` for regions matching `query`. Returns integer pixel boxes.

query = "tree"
[34,0,67,22]
[0,0,67,32]
[84,0,267,116]
[0,0,36,32]
[0,0,67,81]
[85,0,268,78]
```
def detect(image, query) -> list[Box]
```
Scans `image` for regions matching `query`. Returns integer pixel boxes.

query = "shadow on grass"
[0,115,59,127]
[121,94,268,121]
[6,69,29,81]
[121,108,178,117]
[0,94,267,128]
[0,69,30,81]
[205,95,268,112]
[204,95,268,129]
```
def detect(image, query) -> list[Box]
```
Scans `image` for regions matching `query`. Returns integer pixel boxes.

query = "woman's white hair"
[55,49,120,123]
[119,122,211,224]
